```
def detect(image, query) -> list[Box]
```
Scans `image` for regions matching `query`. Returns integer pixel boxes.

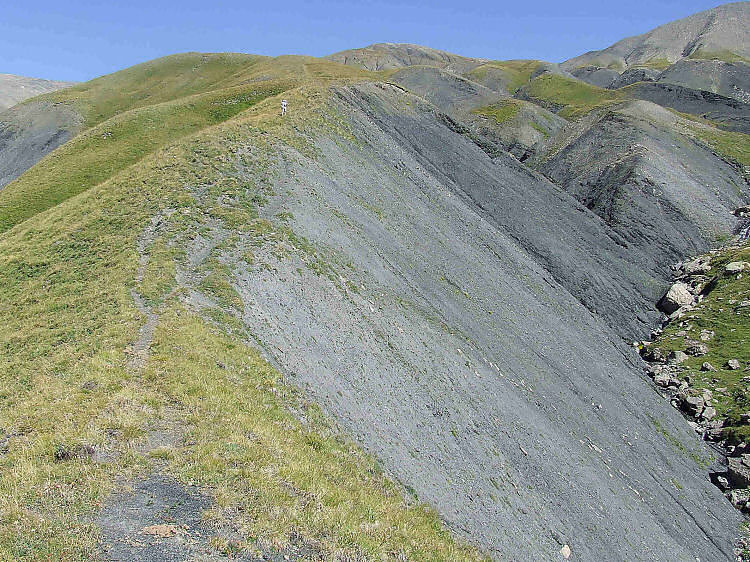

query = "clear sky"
[0,0,732,82]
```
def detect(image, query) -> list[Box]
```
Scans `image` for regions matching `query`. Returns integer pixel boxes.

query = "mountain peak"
[563,1,750,71]
[326,42,485,73]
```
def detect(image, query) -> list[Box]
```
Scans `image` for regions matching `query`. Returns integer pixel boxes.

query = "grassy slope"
[0,53,373,234]
[466,60,540,94]
[0,58,482,560]
[522,74,624,119]
[473,99,522,123]
[646,243,750,442]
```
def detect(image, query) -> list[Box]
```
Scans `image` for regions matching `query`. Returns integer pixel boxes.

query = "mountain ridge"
[0,73,74,111]
[0,4,748,561]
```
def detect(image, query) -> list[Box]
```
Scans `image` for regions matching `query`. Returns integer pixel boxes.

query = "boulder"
[685,341,708,356]
[702,406,717,421]
[700,362,717,372]
[658,282,694,314]
[653,372,671,387]
[729,488,750,509]
[725,262,750,275]
[728,456,750,489]
[641,346,667,363]
[682,394,705,417]
[727,359,742,370]
[668,350,688,365]
[681,257,711,275]
[734,205,750,218]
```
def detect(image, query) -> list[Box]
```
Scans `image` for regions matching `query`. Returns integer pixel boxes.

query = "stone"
[685,341,708,356]
[658,282,694,314]
[728,457,750,488]
[702,389,713,401]
[699,330,714,341]
[560,544,571,559]
[725,262,750,275]
[727,359,742,370]
[668,350,688,365]
[700,362,717,372]
[653,372,671,387]
[735,205,750,217]
[729,488,750,508]
[641,346,666,363]
[716,475,730,490]
[682,257,711,275]
[702,406,717,421]
[681,394,705,417]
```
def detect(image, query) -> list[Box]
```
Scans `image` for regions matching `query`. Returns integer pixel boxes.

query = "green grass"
[1,52,377,235]
[473,99,522,124]
[687,50,750,65]
[665,108,750,168]
[689,125,750,168]
[523,74,624,119]
[0,55,482,560]
[467,60,541,93]
[0,81,291,233]
[645,243,750,443]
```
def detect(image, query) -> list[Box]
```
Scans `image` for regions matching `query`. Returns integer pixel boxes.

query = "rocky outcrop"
[657,59,750,104]
[622,81,750,134]
[609,67,661,89]
[569,66,619,88]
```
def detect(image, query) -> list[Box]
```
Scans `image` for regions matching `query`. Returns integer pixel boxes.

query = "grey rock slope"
[533,100,746,295]
[570,66,620,88]
[609,67,661,89]
[657,59,750,103]
[389,66,502,114]
[0,101,81,190]
[0,73,74,112]
[197,82,741,560]
[470,99,567,160]
[622,81,750,133]
[563,2,750,71]
[326,42,485,74]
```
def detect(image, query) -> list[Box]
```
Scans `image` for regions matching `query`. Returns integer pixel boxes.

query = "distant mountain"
[0,73,74,111]
[563,2,750,71]
[326,42,485,74]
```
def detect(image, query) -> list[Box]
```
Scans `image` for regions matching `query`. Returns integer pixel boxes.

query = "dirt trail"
[126,211,174,372]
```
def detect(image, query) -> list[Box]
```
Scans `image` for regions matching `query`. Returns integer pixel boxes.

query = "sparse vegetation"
[647,243,750,443]
[473,99,522,123]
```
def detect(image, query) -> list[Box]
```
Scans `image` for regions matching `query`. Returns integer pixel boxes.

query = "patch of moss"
[473,99,522,124]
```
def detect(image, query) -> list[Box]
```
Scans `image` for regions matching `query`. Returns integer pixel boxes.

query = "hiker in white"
[281,99,288,116]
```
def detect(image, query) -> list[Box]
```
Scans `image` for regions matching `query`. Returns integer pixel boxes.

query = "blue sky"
[0,0,730,82]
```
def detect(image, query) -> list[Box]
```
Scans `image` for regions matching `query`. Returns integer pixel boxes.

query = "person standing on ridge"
[281,99,288,116]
